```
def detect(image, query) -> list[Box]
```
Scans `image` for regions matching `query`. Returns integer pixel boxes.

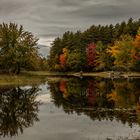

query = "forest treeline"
[0,18,140,74]
[47,18,140,72]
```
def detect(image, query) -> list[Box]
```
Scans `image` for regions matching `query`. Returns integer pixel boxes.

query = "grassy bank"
[23,71,140,78]
[0,73,46,86]
[79,71,140,78]
[1,71,140,86]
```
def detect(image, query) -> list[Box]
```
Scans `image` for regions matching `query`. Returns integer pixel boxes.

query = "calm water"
[0,77,140,140]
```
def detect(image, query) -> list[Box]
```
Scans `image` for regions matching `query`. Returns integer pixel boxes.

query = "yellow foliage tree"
[107,35,134,70]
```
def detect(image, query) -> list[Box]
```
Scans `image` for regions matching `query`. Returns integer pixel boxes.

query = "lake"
[0,77,140,140]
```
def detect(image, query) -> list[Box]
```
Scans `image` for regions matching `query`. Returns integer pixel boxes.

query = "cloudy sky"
[0,0,140,55]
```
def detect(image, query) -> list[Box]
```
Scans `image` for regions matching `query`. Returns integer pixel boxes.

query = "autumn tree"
[59,48,68,69]
[86,43,96,70]
[107,35,134,71]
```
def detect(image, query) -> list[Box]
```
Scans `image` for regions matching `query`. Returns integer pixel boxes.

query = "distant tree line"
[47,18,140,72]
[0,23,47,74]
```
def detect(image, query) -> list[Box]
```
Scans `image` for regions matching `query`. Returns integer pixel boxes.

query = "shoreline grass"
[0,71,140,86]
[0,73,46,86]
[22,71,140,78]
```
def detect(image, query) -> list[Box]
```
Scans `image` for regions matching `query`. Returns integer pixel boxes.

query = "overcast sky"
[0,0,140,47]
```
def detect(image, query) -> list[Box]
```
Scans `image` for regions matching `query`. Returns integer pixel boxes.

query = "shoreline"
[22,71,140,78]
[0,71,140,86]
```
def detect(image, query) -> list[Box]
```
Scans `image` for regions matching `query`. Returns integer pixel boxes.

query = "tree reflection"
[0,86,40,137]
[86,80,96,106]
[48,77,140,126]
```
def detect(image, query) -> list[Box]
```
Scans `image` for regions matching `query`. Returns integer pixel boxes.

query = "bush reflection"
[0,86,40,137]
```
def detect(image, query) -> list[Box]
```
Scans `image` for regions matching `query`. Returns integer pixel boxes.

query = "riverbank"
[0,74,46,86]
[0,71,140,86]
[75,71,140,78]
[22,71,140,78]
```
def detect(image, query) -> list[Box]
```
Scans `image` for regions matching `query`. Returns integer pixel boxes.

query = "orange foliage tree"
[59,48,68,68]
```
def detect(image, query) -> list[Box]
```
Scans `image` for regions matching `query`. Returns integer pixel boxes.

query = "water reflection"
[48,77,140,127]
[0,86,40,137]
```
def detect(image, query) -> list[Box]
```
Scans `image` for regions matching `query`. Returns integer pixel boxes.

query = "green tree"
[95,41,113,71]
[47,37,63,71]
[67,50,85,71]
[0,23,38,74]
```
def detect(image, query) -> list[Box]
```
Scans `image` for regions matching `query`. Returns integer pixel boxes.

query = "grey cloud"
[0,0,140,42]
[38,44,50,57]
